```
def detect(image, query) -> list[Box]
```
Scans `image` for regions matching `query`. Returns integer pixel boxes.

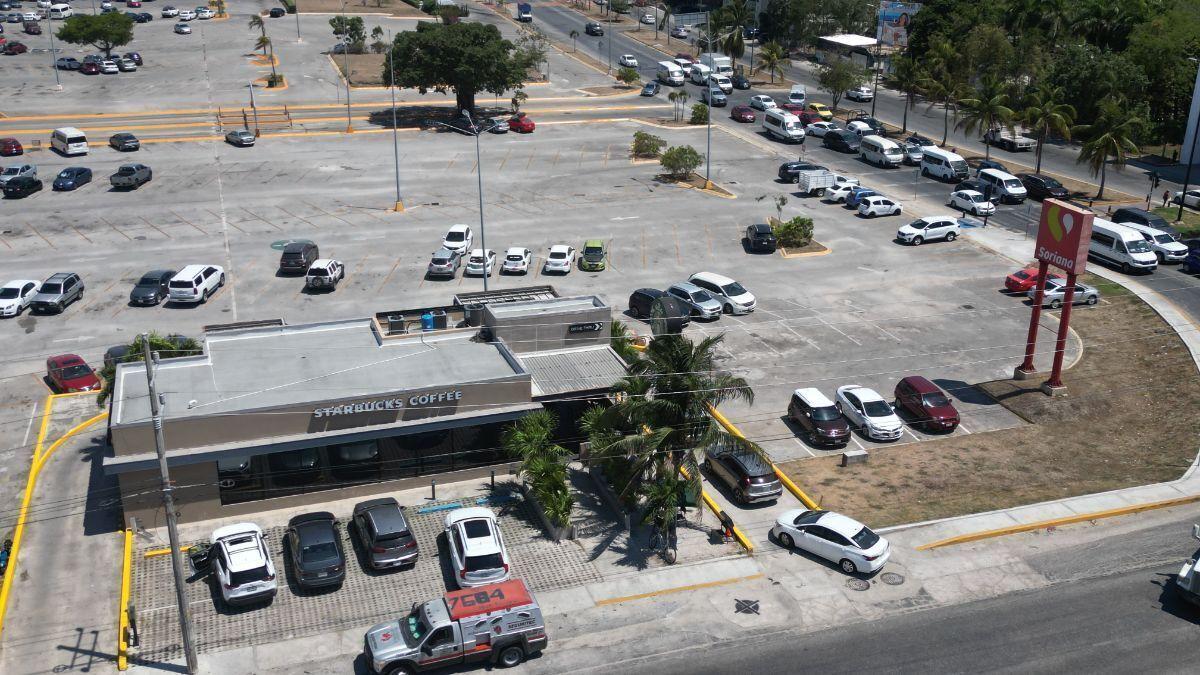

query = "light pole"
[45,14,61,90]
[463,110,488,291]
[704,10,711,189]
[248,80,260,135]
[1178,57,1200,222]
[387,30,403,212]
[295,1,302,42]
[341,1,353,133]
[606,12,612,75]
[870,40,881,117]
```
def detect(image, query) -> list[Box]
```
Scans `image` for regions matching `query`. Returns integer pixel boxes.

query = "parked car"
[161,5,178,17]
[441,223,472,253]
[225,129,255,146]
[954,178,989,196]
[542,244,575,274]
[54,57,80,70]
[689,271,755,314]
[901,142,924,165]
[975,158,1010,174]
[99,59,118,73]
[667,282,721,319]
[464,248,496,276]
[703,446,782,504]
[730,73,750,89]
[50,166,90,192]
[426,247,462,278]
[771,509,890,574]
[948,189,996,216]
[579,239,607,271]
[640,81,659,97]
[352,497,418,570]
[2,174,40,198]
[617,54,638,68]
[173,22,190,33]
[117,57,137,71]
[702,87,727,107]
[749,94,776,110]
[807,102,833,120]
[1112,207,1178,239]
[3,40,25,54]
[626,288,689,326]
[894,376,959,432]
[895,215,960,245]
[1005,265,1063,293]
[195,6,214,19]
[305,258,344,290]
[444,507,511,589]
[110,163,152,189]
[804,121,838,138]
[30,272,83,313]
[788,388,851,447]
[777,161,827,182]
[0,278,38,317]
[0,137,22,155]
[745,223,776,252]
[906,134,936,147]
[128,269,175,306]
[109,132,140,151]
[858,195,902,218]
[508,112,535,133]
[210,523,278,606]
[22,20,39,34]
[279,241,319,273]
[1174,189,1200,209]
[79,61,99,74]
[284,512,345,590]
[823,182,856,203]
[729,105,755,123]
[269,6,286,17]
[844,186,877,208]
[823,130,860,153]
[835,384,903,441]
[167,264,224,304]
[1029,278,1100,308]
[47,354,101,392]
[0,161,35,186]
[494,247,528,275]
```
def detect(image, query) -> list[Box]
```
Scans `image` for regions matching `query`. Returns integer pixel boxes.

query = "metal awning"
[520,346,629,399]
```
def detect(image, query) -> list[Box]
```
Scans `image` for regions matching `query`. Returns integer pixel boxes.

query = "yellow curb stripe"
[143,545,194,558]
[779,246,833,259]
[595,573,765,606]
[117,528,133,671]
[707,403,820,510]
[679,465,754,553]
[915,493,1200,551]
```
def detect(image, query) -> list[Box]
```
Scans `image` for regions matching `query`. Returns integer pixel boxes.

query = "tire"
[1086,295,1098,305]
[946,232,957,242]
[921,167,929,177]
[497,645,525,668]
[840,558,859,575]
[815,187,826,197]
[867,211,876,218]
[1157,252,1166,264]
[218,274,225,287]
[735,488,748,504]
[1121,262,1131,274]
[382,664,414,675]
[912,236,923,246]
[779,532,794,549]
[723,304,733,314]
[1050,298,1062,309]
[200,288,209,304]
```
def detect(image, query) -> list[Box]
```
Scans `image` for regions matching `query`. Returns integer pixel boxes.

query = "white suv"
[168,264,225,304]
[835,385,903,441]
[444,507,511,589]
[688,271,755,314]
[857,195,902,218]
[211,523,277,606]
[896,216,961,245]
[441,224,473,253]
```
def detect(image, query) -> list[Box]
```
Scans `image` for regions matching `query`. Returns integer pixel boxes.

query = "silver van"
[977,168,1028,203]
[860,135,904,168]
[920,147,968,181]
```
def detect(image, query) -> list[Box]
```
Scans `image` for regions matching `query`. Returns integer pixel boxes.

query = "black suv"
[627,288,689,328]
[777,161,827,182]
[352,497,419,570]
[129,269,176,306]
[745,223,777,252]
[823,130,860,153]
[30,272,84,313]
[1017,173,1068,201]
[584,21,603,36]
[1113,207,1179,239]
[279,241,319,273]
[703,447,782,504]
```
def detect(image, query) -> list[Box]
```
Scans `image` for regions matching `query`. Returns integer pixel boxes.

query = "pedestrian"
[1164,190,1171,208]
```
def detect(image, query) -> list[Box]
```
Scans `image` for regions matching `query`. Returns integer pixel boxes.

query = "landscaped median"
[776,273,1200,528]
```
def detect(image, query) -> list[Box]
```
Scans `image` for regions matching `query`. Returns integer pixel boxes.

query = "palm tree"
[569,29,579,53]
[714,0,752,69]
[886,55,923,134]
[955,80,1013,160]
[754,41,785,84]
[1021,86,1076,174]
[1074,100,1142,201]
[248,14,266,39]
[668,90,689,122]
[256,35,278,83]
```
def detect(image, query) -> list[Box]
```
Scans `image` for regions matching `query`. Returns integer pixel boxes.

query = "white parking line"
[792,437,817,458]
[850,435,865,451]
[818,315,863,346]
[873,322,903,342]
[21,400,38,449]
[957,422,972,434]
[779,321,821,350]
[904,427,921,442]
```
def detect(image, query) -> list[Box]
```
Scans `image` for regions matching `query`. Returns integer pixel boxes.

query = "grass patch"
[1153,206,1200,239]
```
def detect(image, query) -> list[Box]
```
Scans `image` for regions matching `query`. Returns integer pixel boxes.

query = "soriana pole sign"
[1034,199,1094,274]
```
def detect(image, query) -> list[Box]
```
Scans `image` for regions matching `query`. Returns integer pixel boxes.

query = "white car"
[949,189,996,216]
[688,271,755,314]
[464,249,496,276]
[543,244,575,274]
[444,507,511,589]
[100,60,119,74]
[617,54,638,68]
[210,523,278,606]
[846,119,872,136]
[771,508,890,574]
[0,279,39,317]
[500,247,531,274]
[178,9,196,20]
[441,223,473,253]
[1174,189,1200,209]
[804,121,839,138]
[846,85,873,102]
[161,5,179,17]
[640,12,655,24]
[1028,278,1101,308]
[857,195,902,218]
[896,216,961,245]
[749,95,776,110]
[99,1,113,8]
[835,384,903,441]
[824,182,856,203]
[174,22,191,34]
[195,7,214,19]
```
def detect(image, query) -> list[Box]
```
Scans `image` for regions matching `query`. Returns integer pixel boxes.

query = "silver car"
[352,498,418,570]
[667,282,721,319]
[1028,278,1100,308]
[225,129,255,147]
[901,142,924,165]
[426,247,461,278]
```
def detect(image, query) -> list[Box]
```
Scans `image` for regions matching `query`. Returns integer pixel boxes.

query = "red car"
[1005,265,1063,293]
[894,376,959,432]
[729,105,755,123]
[3,42,27,55]
[779,103,805,116]
[47,354,102,393]
[0,137,22,156]
[508,113,535,133]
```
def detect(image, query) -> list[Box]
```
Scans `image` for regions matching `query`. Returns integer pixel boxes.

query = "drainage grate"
[961,304,975,310]
[846,578,870,591]
[880,572,905,586]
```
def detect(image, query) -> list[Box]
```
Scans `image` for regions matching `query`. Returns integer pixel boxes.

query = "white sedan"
[804,121,839,138]
[0,279,39,317]
[835,384,903,441]
[949,189,996,216]
[464,249,496,276]
[749,95,776,110]
[640,13,655,24]
[771,508,890,575]
[824,182,856,203]
[857,195,902,218]
[543,244,575,274]
[896,216,961,245]
[1175,189,1200,209]
[500,247,531,274]
[617,54,638,68]
[161,6,179,17]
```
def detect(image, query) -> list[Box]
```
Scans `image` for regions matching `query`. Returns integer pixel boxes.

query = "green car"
[580,239,607,271]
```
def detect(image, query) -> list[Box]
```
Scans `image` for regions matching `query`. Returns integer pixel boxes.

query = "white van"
[977,168,1028,203]
[688,271,755,314]
[788,85,806,105]
[919,146,968,181]
[762,109,805,143]
[708,74,732,94]
[860,135,904,168]
[168,264,226,304]
[1088,219,1158,273]
[656,61,684,85]
[1116,220,1189,263]
[689,63,712,85]
[50,127,88,156]
[49,4,73,18]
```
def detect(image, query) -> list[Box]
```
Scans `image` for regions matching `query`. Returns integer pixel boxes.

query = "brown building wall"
[487,305,610,353]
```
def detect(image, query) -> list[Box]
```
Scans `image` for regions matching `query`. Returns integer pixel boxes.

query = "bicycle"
[647,520,678,565]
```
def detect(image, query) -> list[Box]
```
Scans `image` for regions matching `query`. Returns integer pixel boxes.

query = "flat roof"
[486,296,603,319]
[112,318,525,427]
[521,346,629,398]
[819,34,878,48]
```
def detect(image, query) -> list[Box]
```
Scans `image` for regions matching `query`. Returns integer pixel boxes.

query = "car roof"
[310,258,337,267]
[446,223,470,233]
[690,271,735,285]
[44,272,75,282]
[290,512,338,542]
[841,385,884,402]
[584,239,603,247]
[670,281,706,295]
[750,223,772,232]
[50,353,85,366]
[504,247,527,255]
[794,387,835,407]
[549,244,571,253]
[282,241,311,252]
[816,511,867,538]
[898,375,940,394]
[3,279,39,289]
[445,506,495,526]
[140,269,174,279]
[956,189,984,197]
[634,287,665,297]
[362,502,409,535]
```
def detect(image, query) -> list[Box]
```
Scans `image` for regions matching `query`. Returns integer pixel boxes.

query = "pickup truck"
[110,163,152,189]
[983,127,1035,151]
[1175,524,1200,606]
[795,169,838,197]
[365,579,548,675]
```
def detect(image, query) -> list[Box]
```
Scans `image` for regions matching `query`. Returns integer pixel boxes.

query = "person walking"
[1164,190,1172,208]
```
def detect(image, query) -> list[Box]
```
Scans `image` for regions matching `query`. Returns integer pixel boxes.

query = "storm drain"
[845,578,870,591]
[880,572,905,586]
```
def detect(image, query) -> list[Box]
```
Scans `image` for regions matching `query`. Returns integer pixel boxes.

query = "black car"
[1016,173,1068,201]
[745,223,777,252]
[584,21,603,36]
[955,178,990,195]
[52,167,92,191]
[627,288,690,327]
[124,52,143,66]
[285,512,345,590]
[905,133,936,147]
[1112,207,1179,239]
[352,498,419,570]
[3,175,41,198]
[129,269,176,306]
[279,241,319,273]
[974,159,1009,174]
[823,130,860,153]
[134,12,152,22]
[103,345,131,371]
[730,73,751,90]
[269,6,286,17]
[640,81,659,96]
[109,133,140,152]
[777,161,827,182]
[853,115,886,136]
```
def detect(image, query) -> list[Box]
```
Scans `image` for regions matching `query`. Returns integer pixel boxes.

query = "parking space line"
[240,207,281,231]
[107,221,132,241]
[165,211,207,236]
[958,422,972,434]
[24,222,56,249]
[603,143,611,167]
[671,223,681,264]
[779,321,820,350]
[497,148,511,171]
[792,437,817,458]
[301,200,355,228]
[850,435,866,451]
[525,151,535,170]
[278,206,317,229]
[904,427,921,442]
[0,232,11,250]
[704,223,714,259]
[578,144,585,168]
[376,256,404,294]
[69,225,93,244]
[872,322,902,342]
[818,315,862,346]
[446,153,459,171]
[552,149,560,167]
[641,229,646,268]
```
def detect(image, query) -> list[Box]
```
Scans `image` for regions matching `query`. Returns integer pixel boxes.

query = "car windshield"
[445,231,464,242]
[690,290,713,302]
[117,167,135,175]
[463,520,492,538]
[308,268,328,276]
[431,256,449,265]
[851,526,880,549]
[1154,234,1175,244]
[57,170,74,179]
[922,393,951,408]
[1013,270,1031,280]
[862,400,892,417]
[404,612,429,645]
[1004,179,1022,188]
[464,553,504,572]
[783,120,801,130]
[812,406,841,421]
[584,246,602,256]
[137,275,161,286]
[300,540,339,563]
[721,282,747,296]
[58,364,91,379]
[470,255,486,263]
[1127,239,1152,253]
[1043,177,1063,189]
[228,565,271,586]
[970,194,987,202]
[40,283,62,293]
[1,168,18,176]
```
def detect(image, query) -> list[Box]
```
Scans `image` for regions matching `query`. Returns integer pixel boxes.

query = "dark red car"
[797,110,826,125]
[779,103,805,116]
[47,354,102,393]
[729,105,755,123]
[508,112,535,133]
[80,62,101,75]
[1005,265,1063,293]
[3,41,27,55]
[0,137,22,156]
[894,376,959,432]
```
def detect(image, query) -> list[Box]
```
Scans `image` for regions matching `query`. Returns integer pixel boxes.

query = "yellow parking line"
[595,574,764,606]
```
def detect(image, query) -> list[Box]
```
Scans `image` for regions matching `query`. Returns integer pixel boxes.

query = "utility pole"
[249,81,260,137]
[1178,57,1199,223]
[388,30,403,212]
[46,14,61,90]
[464,111,488,291]
[294,1,302,42]
[142,335,198,675]
[341,1,353,133]
[704,11,712,189]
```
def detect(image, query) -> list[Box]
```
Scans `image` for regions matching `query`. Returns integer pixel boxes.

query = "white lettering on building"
[312,390,464,418]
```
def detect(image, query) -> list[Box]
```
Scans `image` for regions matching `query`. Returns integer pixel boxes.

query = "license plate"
[317,572,328,578]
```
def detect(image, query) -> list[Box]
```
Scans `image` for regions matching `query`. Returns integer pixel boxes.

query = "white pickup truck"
[1175,524,1200,606]
[983,127,1035,152]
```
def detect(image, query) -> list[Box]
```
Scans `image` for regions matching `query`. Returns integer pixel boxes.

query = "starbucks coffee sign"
[312,389,463,418]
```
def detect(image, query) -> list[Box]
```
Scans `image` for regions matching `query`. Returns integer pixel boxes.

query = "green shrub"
[616,66,640,85]
[773,215,814,248]
[631,130,666,159]
[659,145,703,179]
[689,103,708,125]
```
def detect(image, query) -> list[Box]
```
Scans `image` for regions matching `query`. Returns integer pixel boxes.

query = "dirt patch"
[655,172,735,197]
[331,53,387,86]
[778,241,829,257]
[778,273,1200,528]
[580,84,638,96]
[298,0,426,16]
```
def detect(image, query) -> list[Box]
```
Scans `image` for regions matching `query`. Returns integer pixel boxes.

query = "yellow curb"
[915,493,1200,551]
[250,54,280,68]
[253,76,289,91]
[663,177,737,199]
[706,403,820,510]
[678,465,754,553]
[779,244,831,259]
[117,528,132,671]
[143,545,195,558]
[594,573,765,606]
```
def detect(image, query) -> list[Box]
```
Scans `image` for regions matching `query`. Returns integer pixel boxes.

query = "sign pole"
[1043,272,1076,391]
[1015,260,1049,378]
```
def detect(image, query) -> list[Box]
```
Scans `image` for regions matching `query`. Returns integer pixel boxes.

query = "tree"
[712,0,751,69]
[97,333,203,406]
[817,60,866,112]
[56,13,135,58]
[616,66,640,85]
[502,410,573,529]
[1075,101,1142,200]
[1125,4,1200,145]
[370,26,388,54]
[256,36,279,84]
[886,55,924,134]
[631,130,666,159]
[384,22,527,112]
[772,215,814,247]
[248,13,266,39]
[667,90,689,122]
[514,25,550,77]
[660,145,703,178]
[919,38,965,146]
[610,319,643,362]
[569,29,579,53]
[213,0,227,18]
[511,89,528,113]
[1021,86,1076,174]
[330,15,366,49]
[689,103,708,125]
[754,41,785,84]
[609,0,630,14]
[955,79,1013,160]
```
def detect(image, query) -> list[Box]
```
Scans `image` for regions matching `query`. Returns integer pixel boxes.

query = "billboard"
[1034,199,1094,275]
[876,2,921,47]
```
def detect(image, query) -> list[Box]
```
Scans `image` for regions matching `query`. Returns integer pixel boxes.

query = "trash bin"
[421,312,435,331]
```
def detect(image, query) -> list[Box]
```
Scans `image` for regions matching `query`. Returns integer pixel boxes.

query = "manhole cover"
[880,572,905,586]
[961,304,975,310]
[846,578,870,591]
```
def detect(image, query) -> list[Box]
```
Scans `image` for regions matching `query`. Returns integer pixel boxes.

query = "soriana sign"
[1034,199,1094,274]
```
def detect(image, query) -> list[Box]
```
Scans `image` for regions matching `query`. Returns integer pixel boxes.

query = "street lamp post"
[45,14,62,90]
[1178,57,1200,222]
[870,41,881,117]
[387,30,403,212]
[463,111,488,291]
[606,13,612,74]
[341,1,353,133]
[295,1,302,42]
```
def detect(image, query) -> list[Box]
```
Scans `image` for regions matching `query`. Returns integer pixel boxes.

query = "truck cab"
[1175,524,1200,606]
